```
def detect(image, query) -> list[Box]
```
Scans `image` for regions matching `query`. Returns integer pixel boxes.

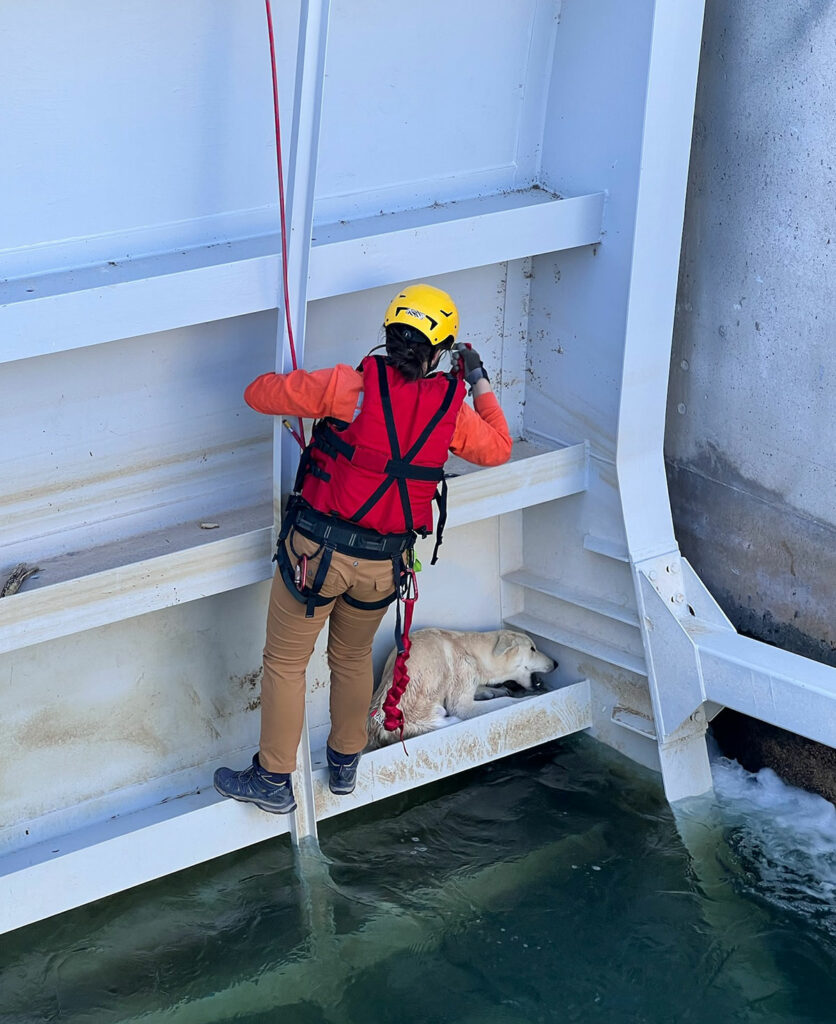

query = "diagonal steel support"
[633,550,714,801]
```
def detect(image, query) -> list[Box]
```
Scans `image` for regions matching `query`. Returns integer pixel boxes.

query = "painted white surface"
[0,522,273,656]
[0,315,274,565]
[526,0,656,459]
[10,0,830,928]
[0,438,573,656]
[1,190,602,364]
[304,262,522,427]
[309,191,604,301]
[503,569,640,626]
[1,240,284,364]
[0,0,562,279]
[1,584,270,850]
[505,611,646,677]
[0,0,298,275]
[315,0,559,219]
[1,681,591,935]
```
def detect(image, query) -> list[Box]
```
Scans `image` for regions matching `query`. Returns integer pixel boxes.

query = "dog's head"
[492,631,556,689]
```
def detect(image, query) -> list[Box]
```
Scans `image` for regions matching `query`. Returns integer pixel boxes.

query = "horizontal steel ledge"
[317,681,591,816]
[611,706,657,740]
[308,190,605,301]
[0,527,274,655]
[0,240,282,363]
[696,627,836,750]
[447,441,588,525]
[0,787,292,937]
[0,443,583,654]
[583,533,630,563]
[505,611,648,676]
[502,569,640,627]
[0,683,590,934]
[1,190,604,362]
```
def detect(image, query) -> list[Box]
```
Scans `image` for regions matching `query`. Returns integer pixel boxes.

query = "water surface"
[1,735,834,1023]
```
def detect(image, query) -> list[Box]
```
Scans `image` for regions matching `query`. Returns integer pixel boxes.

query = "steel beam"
[697,628,836,750]
[267,0,333,844]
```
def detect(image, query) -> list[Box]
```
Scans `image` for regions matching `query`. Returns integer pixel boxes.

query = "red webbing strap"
[382,569,418,751]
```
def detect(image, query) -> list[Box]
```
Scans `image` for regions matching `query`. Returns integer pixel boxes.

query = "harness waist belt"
[287,500,414,559]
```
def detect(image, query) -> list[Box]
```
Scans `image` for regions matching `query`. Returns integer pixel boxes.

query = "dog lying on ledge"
[367,628,556,748]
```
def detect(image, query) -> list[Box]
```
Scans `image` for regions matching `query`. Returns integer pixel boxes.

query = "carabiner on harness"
[293,554,308,593]
[400,562,419,603]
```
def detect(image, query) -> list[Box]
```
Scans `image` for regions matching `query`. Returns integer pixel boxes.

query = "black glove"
[454,343,490,389]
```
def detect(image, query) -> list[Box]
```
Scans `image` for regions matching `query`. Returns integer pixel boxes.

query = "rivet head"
[649,570,657,581]
[674,593,685,604]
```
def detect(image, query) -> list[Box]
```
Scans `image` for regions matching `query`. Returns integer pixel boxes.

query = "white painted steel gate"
[1,0,834,933]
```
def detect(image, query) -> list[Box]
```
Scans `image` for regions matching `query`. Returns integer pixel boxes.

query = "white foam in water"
[711,753,836,934]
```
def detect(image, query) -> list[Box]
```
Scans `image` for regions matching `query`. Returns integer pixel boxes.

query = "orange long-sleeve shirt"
[244,364,512,467]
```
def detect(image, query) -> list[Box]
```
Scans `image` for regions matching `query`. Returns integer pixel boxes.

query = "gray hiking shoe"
[327,745,361,795]
[214,754,297,813]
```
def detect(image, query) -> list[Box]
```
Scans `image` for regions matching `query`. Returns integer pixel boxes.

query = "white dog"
[368,628,556,747]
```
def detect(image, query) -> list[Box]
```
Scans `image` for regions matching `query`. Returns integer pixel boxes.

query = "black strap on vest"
[431,476,449,565]
[348,359,459,531]
[313,424,445,482]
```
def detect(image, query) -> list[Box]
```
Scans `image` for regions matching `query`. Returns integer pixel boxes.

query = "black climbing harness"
[274,497,415,618]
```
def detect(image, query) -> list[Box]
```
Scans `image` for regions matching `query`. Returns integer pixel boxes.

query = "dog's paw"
[475,683,514,700]
[473,689,496,701]
[501,680,540,698]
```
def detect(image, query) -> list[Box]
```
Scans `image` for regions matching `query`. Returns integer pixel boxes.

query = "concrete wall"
[666,0,836,668]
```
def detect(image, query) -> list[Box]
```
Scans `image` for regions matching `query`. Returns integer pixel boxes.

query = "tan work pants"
[258,531,396,774]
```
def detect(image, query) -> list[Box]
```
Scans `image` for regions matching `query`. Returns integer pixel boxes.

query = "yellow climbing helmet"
[383,283,459,347]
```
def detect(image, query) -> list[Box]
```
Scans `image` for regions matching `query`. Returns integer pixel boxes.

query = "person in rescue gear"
[214,283,512,813]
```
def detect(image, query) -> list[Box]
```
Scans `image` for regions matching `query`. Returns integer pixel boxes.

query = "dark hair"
[384,323,436,382]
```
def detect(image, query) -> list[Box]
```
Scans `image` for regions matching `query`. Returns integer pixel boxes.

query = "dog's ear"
[492,632,521,657]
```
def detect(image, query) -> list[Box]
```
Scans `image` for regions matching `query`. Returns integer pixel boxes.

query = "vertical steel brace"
[271,0,333,844]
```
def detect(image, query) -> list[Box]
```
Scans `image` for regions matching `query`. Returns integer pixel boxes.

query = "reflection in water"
[0,735,834,1023]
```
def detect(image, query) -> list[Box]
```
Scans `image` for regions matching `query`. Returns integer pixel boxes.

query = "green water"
[1,735,835,1023]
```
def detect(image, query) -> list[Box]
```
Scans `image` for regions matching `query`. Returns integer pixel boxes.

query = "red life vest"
[300,356,466,536]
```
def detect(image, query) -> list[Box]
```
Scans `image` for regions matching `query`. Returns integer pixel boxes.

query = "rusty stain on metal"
[314,684,592,823]
[12,702,167,759]
[232,668,262,692]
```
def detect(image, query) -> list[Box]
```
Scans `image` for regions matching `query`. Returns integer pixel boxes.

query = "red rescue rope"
[382,568,418,751]
[265,0,305,449]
